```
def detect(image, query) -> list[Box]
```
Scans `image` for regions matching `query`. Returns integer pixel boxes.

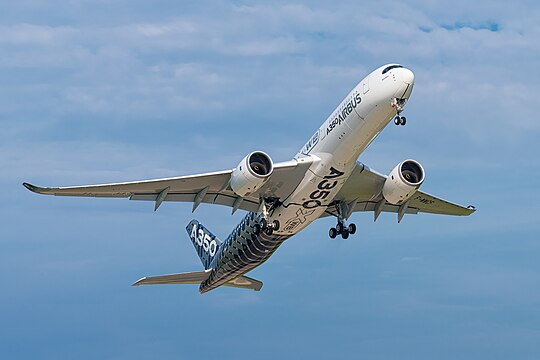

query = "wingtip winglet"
[131,277,147,286]
[466,205,477,215]
[22,182,43,193]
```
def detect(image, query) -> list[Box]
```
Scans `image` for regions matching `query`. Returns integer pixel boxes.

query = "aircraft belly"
[276,154,355,235]
[279,102,394,236]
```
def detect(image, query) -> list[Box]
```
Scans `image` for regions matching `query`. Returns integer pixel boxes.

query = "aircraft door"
[362,76,370,94]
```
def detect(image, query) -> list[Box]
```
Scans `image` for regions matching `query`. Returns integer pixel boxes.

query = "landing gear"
[329,201,357,240]
[329,221,354,239]
[260,218,267,231]
[257,218,280,236]
[255,197,281,236]
[394,115,406,126]
[391,98,407,126]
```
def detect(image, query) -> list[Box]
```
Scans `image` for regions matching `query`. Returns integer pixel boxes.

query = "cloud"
[3,2,540,359]
[440,21,501,32]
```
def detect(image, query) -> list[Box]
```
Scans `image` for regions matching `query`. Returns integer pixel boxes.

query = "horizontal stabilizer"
[132,271,263,291]
[223,275,263,291]
[132,271,210,286]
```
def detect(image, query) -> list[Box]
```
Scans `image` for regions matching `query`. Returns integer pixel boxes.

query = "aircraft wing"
[23,158,313,213]
[326,162,476,220]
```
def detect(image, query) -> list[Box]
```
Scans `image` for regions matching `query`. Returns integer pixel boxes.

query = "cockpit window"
[382,65,404,74]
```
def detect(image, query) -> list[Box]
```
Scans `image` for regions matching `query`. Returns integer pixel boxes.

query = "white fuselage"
[272,64,415,235]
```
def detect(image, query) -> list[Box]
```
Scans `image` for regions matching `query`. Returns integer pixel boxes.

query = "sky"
[2,1,540,359]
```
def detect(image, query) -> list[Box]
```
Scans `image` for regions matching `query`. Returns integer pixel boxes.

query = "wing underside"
[23,159,474,218]
[23,159,312,213]
[328,162,475,219]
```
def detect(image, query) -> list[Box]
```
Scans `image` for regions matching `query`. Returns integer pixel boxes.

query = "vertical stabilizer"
[186,220,221,270]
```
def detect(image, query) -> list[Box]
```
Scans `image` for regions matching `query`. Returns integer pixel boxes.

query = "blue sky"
[2,1,540,359]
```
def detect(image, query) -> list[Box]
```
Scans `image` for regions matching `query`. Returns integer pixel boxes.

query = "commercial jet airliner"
[23,64,475,293]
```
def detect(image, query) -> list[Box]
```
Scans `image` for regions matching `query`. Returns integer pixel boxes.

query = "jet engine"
[230,151,274,197]
[382,159,425,205]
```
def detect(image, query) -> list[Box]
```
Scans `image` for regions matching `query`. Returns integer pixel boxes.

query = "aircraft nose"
[398,67,414,85]
[393,67,414,99]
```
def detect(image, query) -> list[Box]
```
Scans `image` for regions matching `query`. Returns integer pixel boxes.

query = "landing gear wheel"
[259,218,268,231]
[329,227,338,239]
[272,220,280,231]
[394,116,401,125]
[400,116,406,126]
[253,224,261,235]
[336,222,345,234]
[348,223,357,235]
[264,227,274,236]
[341,229,350,239]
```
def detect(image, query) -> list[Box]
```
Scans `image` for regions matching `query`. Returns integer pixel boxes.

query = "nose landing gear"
[394,115,406,126]
[391,98,407,126]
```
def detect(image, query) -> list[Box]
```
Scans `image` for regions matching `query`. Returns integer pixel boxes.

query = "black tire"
[400,116,406,126]
[336,222,344,234]
[394,116,401,125]
[253,224,261,235]
[272,220,280,231]
[329,227,338,239]
[341,229,350,239]
[260,218,267,231]
[265,227,273,236]
[348,223,357,235]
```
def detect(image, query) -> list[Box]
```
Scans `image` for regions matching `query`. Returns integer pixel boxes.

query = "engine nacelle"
[230,151,274,197]
[382,159,425,205]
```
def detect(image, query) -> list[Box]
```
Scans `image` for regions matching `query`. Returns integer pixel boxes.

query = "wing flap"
[129,193,260,213]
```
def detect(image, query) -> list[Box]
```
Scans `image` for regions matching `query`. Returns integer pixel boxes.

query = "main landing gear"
[254,218,280,236]
[253,197,281,236]
[391,98,407,126]
[329,201,357,239]
[329,221,356,239]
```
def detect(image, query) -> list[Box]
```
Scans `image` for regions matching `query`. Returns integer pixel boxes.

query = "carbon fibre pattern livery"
[199,212,290,293]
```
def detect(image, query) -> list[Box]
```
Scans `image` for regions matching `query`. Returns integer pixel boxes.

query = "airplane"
[23,64,476,293]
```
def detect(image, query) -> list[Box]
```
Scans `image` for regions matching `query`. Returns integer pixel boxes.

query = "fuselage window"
[382,65,404,74]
